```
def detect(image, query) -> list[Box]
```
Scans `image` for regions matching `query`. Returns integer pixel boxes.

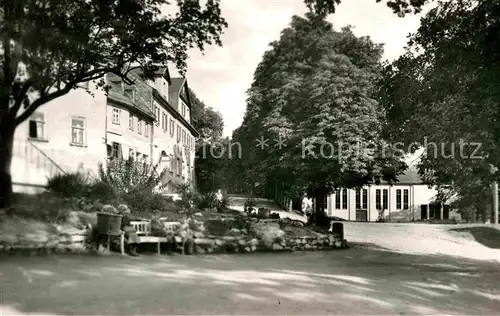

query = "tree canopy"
[233,13,406,215]
[0,0,228,207]
[379,0,500,221]
[188,87,228,193]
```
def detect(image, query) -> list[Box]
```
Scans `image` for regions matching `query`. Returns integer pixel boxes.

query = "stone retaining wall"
[194,234,348,254]
[0,226,90,256]
[0,217,348,256]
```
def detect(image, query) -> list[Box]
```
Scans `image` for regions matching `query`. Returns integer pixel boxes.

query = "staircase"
[11,139,66,193]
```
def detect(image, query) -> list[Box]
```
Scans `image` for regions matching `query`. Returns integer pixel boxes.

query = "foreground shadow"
[1,245,499,315]
[450,227,500,249]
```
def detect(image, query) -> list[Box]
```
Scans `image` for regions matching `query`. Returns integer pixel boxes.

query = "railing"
[12,139,66,181]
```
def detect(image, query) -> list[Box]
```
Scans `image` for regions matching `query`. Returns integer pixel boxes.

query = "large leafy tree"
[0,0,227,208]
[188,87,227,192]
[380,0,500,221]
[235,13,406,220]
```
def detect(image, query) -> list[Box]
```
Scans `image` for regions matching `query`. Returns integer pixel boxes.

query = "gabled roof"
[152,66,171,84]
[153,89,199,137]
[168,77,192,110]
[381,167,424,185]
[106,71,155,119]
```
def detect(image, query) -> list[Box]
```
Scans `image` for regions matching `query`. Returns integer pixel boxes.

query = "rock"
[249,238,259,246]
[214,239,224,246]
[194,238,215,246]
[194,212,203,217]
[238,239,246,246]
[304,244,312,250]
[193,231,204,238]
[334,240,342,248]
[251,245,257,252]
[272,243,283,251]
[341,239,349,249]
[240,229,248,235]
[244,246,251,252]
[195,246,206,254]
[0,234,19,245]
[229,228,241,236]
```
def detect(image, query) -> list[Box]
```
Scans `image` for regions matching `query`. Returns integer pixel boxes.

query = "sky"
[179,0,433,137]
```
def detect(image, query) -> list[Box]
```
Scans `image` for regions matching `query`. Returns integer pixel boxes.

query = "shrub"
[251,223,285,248]
[244,197,256,214]
[232,214,253,231]
[204,219,232,236]
[197,191,218,210]
[46,172,90,198]
[98,157,169,195]
[86,181,117,203]
[218,193,231,212]
[10,193,72,224]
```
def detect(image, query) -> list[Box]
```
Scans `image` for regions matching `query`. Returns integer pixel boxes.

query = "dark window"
[382,189,388,210]
[355,190,361,209]
[342,189,348,209]
[355,189,361,209]
[335,190,341,209]
[108,142,121,160]
[396,189,402,209]
[362,189,368,209]
[376,189,381,210]
[29,112,45,139]
[323,196,327,210]
[403,189,409,209]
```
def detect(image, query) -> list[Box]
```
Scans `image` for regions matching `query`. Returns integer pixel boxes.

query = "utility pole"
[493,181,498,225]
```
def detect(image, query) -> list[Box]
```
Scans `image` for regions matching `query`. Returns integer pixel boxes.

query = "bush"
[86,181,117,203]
[98,157,169,195]
[231,214,253,232]
[204,219,232,236]
[10,193,72,224]
[244,197,256,214]
[197,191,218,210]
[120,189,176,215]
[46,172,90,198]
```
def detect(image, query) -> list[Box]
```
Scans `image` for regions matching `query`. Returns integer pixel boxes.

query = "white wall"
[327,184,460,222]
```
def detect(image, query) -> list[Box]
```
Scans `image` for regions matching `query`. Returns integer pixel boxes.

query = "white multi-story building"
[11,66,198,193]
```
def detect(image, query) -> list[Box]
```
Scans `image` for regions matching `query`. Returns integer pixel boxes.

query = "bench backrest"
[130,221,151,236]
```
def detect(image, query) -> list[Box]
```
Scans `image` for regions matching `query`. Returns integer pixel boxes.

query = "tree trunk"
[314,188,325,225]
[0,123,15,208]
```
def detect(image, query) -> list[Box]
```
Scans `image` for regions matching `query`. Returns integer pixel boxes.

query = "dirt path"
[344,222,500,262]
[1,247,499,315]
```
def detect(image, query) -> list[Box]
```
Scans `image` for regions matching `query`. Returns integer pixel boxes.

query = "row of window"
[112,108,152,139]
[155,106,195,151]
[334,188,409,210]
[29,112,86,146]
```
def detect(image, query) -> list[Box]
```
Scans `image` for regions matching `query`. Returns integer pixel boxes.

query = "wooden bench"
[119,220,167,255]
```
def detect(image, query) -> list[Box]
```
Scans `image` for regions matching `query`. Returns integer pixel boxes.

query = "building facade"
[324,168,461,221]
[11,67,198,193]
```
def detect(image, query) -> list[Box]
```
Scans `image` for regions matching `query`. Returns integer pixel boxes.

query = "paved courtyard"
[1,245,499,315]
